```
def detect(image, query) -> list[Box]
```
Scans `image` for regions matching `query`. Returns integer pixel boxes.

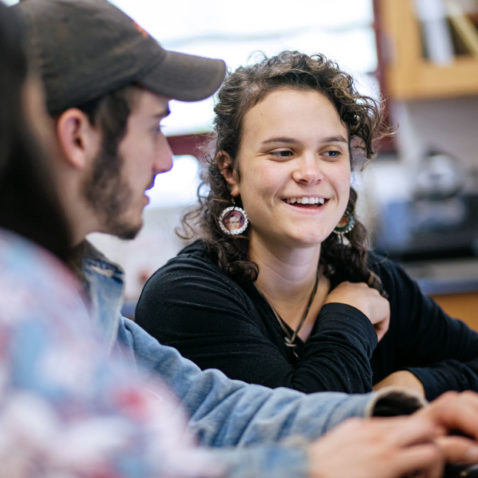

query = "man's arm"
[117,317,421,446]
[117,317,478,477]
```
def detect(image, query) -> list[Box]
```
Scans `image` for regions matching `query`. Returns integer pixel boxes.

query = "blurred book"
[414,0,455,64]
[445,0,478,56]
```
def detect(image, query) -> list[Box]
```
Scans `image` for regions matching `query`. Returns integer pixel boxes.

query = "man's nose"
[154,135,173,174]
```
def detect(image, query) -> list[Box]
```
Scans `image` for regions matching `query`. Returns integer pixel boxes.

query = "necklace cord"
[264,269,320,350]
[288,269,320,344]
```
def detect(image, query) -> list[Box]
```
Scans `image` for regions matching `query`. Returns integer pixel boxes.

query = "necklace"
[257,269,320,359]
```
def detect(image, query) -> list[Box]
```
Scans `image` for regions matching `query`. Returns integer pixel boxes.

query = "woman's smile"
[283,196,328,207]
[228,87,351,248]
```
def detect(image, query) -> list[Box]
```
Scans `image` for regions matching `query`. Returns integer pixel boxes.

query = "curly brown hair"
[181,51,390,292]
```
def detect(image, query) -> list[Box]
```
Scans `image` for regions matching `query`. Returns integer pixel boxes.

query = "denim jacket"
[0,230,224,478]
[80,241,423,477]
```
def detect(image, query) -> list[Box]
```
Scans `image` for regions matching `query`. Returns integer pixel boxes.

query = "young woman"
[136,51,478,401]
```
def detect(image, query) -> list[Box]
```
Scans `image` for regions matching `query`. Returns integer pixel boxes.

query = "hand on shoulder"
[324,281,390,341]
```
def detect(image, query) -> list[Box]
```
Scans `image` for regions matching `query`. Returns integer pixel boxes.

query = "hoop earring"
[333,209,355,237]
[218,200,249,236]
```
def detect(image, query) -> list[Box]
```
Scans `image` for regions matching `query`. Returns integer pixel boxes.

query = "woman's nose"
[291,154,323,185]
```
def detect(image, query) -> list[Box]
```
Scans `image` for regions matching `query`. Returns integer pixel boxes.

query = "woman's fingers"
[324,281,390,339]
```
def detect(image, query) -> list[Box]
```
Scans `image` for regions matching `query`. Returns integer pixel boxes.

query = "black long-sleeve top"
[136,240,478,400]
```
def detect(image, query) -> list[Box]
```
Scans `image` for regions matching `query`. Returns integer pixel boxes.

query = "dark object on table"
[413,150,466,201]
[372,149,478,263]
[372,193,478,262]
[444,463,478,477]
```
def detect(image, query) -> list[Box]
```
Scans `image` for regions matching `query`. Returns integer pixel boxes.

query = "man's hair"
[74,85,144,240]
[181,51,390,293]
[0,3,71,260]
[74,85,140,164]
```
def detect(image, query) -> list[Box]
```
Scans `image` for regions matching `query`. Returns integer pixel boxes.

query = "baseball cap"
[14,0,226,114]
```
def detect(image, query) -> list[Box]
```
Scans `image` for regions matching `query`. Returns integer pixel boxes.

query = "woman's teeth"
[285,197,326,205]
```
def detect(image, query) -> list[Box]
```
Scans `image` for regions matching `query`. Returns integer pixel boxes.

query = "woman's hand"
[307,415,444,478]
[373,371,426,398]
[324,281,390,341]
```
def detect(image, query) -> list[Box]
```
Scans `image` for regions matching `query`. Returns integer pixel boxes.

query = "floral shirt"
[0,229,219,478]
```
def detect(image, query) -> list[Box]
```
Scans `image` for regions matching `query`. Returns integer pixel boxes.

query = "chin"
[118,227,141,240]
[109,217,143,240]
[289,230,331,247]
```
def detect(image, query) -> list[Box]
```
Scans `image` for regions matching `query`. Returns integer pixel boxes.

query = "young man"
[14,1,478,477]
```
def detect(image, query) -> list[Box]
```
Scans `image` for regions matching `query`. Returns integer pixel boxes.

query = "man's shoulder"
[0,228,80,296]
[0,228,90,333]
[75,240,125,280]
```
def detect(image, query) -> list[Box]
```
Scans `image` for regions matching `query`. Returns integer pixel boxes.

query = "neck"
[249,232,324,335]
[63,195,97,247]
[250,232,320,296]
[57,177,98,247]
[54,151,102,248]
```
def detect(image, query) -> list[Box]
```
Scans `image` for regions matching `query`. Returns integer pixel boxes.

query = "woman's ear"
[217,151,240,196]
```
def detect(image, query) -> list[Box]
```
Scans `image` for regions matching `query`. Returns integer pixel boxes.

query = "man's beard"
[82,145,141,240]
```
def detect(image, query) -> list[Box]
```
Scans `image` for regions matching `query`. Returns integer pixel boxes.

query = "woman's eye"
[270,149,293,158]
[323,150,341,159]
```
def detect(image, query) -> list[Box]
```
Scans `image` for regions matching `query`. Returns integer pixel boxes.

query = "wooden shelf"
[431,291,478,331]
[379,0,478,100]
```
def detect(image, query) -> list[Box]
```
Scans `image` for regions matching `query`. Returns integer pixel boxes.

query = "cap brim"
[141,50,226,102]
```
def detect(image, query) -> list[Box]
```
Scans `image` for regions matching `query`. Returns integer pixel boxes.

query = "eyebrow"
[261,135,348,145]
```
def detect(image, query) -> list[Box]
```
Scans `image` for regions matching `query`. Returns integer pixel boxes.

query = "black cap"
[14,0,226,114]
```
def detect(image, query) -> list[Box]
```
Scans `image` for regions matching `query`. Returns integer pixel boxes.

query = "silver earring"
[218,203,249,236]
[333,209,355,237]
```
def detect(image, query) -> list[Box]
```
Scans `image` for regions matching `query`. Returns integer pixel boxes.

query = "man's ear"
[217,151,240,197]
[55,108,100,169]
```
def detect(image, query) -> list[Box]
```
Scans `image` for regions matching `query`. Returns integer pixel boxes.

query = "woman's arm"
[371,255,478,400]
[136,252,378,394]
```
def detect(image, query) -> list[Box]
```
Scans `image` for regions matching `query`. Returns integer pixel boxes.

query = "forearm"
[373,370,426,398]
[214,444,309,478]
[408,359,478,400]
[295,303,377,393]
[173,302,379,395]
[216,391,427,478]
[125,318,430,448]
[373,254,478,401]
[136,301,376,395]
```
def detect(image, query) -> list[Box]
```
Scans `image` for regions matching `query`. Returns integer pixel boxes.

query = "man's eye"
[153,122,167,135]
